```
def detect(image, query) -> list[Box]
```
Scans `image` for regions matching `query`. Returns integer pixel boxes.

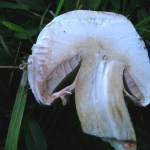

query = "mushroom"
[28,10,150,150]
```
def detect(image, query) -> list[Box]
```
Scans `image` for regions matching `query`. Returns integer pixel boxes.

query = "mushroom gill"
[123,70,144,104]
[44,54,81,105]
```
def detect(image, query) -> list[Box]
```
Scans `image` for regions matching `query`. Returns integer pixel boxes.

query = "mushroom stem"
[75,53,136,149]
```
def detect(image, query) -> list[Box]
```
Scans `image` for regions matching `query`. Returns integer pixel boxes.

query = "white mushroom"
[28,10,150,150]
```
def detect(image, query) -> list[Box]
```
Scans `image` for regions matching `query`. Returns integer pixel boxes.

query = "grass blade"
[125,0,140,15]
[0,35,12,57]
[3,22,34,44]
[40,2,52,26]
[121,0,126,15]
[102,0,108,11]
[54,0,64,17]
[136,28,150,33]
[0,1,29,10]
[0,35,14,66]
[5,70,28,150]
[7,42,21,92]
[16,0,46,11]
[135,16,150,28]
[24,117,47,150]
[85,0,102,10]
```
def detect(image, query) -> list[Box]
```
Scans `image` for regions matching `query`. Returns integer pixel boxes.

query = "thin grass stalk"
[5,70,28,150]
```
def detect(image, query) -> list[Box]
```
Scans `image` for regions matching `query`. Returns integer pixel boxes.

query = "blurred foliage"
[0,0,150,150]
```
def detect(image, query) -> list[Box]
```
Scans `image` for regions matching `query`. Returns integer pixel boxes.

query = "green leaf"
[40,2,53,26]
[135,9,150,40]
[14,20,40,39]
[0,1,29,10]
[121,0,126,14]
[111,1,120,11]
[16,0,46,11]
[101,0,108,11]
[136,28,150,33]
[0,35,12,57]
[145,40,150,46]
[0,35,13,65]
[24,117,47,150]
[135,16,150,29]
[3,22,34,43]
[55,0,65,17]
[85,0,102,10]
[125,0,140,15]
[0,49,13,66]
[5,70,28,150]
[136,28,150,40]
[136,9,150,28]
[0,14,12,34]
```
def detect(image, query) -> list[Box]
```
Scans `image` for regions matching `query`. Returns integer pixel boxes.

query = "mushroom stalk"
[75,53,136,149]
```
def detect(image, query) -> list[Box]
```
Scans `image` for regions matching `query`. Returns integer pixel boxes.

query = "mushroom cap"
[28,10,150,106]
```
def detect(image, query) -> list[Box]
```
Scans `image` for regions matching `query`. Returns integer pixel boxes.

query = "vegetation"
[0,0,150,149]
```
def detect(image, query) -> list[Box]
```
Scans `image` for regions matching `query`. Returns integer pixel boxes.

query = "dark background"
[0,0,150,150]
